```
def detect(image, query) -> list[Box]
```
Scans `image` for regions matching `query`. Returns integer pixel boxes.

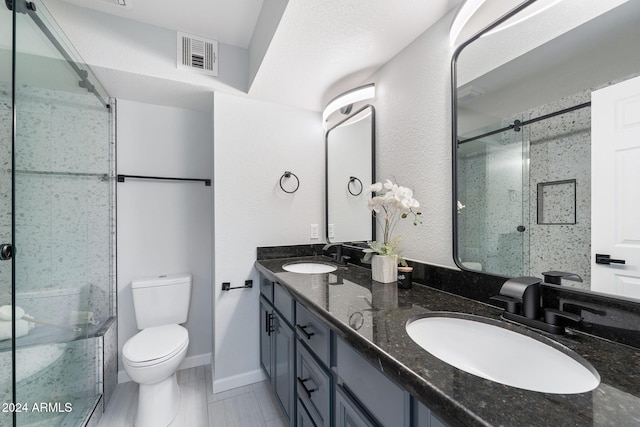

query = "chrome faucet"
[322,243,350,266]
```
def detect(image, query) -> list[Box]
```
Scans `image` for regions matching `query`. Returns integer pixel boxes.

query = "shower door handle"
[0,244,12,261]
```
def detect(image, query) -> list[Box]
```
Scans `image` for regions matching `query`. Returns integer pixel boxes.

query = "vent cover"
[62,0,131,7]
[177,32,218,77]
[457,85,485,103]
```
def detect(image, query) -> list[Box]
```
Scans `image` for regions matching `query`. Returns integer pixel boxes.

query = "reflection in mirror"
[326,105,375,243]
[453,0,640,300]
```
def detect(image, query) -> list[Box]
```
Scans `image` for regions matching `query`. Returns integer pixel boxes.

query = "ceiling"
[59,0,264,48]
[57,0,463,112]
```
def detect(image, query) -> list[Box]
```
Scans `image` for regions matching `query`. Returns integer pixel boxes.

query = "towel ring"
[280,171,300,194]
[348,176,363,196]
[348,311,365,330]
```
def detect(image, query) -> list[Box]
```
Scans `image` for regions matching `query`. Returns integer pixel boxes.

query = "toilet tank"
[131,273,192,329]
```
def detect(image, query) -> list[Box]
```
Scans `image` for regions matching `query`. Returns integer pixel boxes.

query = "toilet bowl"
[123,324,189,427]
[122,273,192,427]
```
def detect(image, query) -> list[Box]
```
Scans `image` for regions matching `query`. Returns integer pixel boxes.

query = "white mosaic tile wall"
[0,82,113,320]
[527,91,591,289]
[0,81,115,426]
[459,73,640,289]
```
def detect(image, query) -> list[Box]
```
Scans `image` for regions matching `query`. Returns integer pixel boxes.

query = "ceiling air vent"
[177,32,218,77]
[457,85,485,103]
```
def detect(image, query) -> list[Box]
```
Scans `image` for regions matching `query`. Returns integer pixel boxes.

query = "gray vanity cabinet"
[259,296,273,380]
[257,271,449,427]
[259,280,295,424]
[336,337,408,427]
[335,385,378,427]
[274,311,295,422]
[297,398,317,427]
[295,303,332,427]
[412,402,448,427]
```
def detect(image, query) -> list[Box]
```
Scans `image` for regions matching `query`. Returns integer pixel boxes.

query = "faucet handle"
[543,308,582,327]
[490,295,520,314]
[542,271,583,285]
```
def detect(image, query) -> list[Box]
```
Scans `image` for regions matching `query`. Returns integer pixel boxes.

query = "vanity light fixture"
[450,0,562,46]
[449,0,486,46]
[482,0,562,37]
[322,83,375,130]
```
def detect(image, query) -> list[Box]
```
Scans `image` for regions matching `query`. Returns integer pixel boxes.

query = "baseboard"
[179,353,212,370]
[212,368,267,393]
[118,352,212,384]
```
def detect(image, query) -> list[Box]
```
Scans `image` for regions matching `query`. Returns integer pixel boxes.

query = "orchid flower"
[365,179,423,266]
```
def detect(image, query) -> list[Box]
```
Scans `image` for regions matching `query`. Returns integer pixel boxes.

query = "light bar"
[322,83,375,130]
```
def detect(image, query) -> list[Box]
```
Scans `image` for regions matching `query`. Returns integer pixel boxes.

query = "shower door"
[456,118,529,277]
[0,2,15,427]
[9,0,113,425]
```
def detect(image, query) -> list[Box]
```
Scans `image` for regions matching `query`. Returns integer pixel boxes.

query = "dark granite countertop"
[255,256,640,427]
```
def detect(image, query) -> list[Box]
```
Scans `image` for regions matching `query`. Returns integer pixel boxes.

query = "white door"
[591,75,640,298]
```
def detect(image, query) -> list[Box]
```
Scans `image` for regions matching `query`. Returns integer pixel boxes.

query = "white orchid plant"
[364,179,422,266]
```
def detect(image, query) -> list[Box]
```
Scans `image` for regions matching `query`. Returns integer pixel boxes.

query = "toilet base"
[135,372,180,427]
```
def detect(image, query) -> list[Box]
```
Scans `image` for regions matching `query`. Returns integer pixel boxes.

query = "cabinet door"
[259,297,273,380]
[412,398,449,427]
[274,312,295,422]
[336,386,378,427]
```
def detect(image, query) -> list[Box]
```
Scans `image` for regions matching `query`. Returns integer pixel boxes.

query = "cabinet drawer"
[336,337,406,427]
[260,276,274,302]
[297,343,331,427]
[298,398,318,427]
[274,282,293,324]
[335,385,377,427]
[296,303,330,365]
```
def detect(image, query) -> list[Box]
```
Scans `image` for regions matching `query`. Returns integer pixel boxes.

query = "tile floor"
[98,366,287,427]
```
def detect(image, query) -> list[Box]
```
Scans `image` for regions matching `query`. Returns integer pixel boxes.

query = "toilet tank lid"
[132,273,192,289]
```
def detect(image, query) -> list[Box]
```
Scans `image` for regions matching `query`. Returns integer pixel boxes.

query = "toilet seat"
[123,324,188,367]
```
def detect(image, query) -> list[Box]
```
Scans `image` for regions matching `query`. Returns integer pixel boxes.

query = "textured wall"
[365,9,458,268]
[213,92,323,391]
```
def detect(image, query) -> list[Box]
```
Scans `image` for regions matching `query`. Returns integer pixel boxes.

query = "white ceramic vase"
[371,255,398,283]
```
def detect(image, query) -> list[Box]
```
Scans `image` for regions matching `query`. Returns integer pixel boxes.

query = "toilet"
[122,273,192,427]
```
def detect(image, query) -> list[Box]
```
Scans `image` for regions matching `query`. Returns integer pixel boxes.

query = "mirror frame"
[451,0,539,275]
[325,104,376,244]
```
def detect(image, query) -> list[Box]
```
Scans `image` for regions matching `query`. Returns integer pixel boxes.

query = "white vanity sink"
[406,314,600,394]
[282,262,337,274]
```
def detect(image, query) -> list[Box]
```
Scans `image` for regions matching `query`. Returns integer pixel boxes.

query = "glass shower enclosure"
[1,1,115,425]
[456,118,529,278]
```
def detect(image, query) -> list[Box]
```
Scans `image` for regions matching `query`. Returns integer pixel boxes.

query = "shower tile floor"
[98,366,287,427]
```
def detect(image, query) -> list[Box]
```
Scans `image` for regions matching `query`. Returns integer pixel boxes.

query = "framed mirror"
[326,105,375,243]
[452,0,640,300]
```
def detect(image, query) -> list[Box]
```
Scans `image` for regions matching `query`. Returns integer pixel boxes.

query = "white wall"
[365,9,459,269]
[116,99,213,379]
[212,92,324,391]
